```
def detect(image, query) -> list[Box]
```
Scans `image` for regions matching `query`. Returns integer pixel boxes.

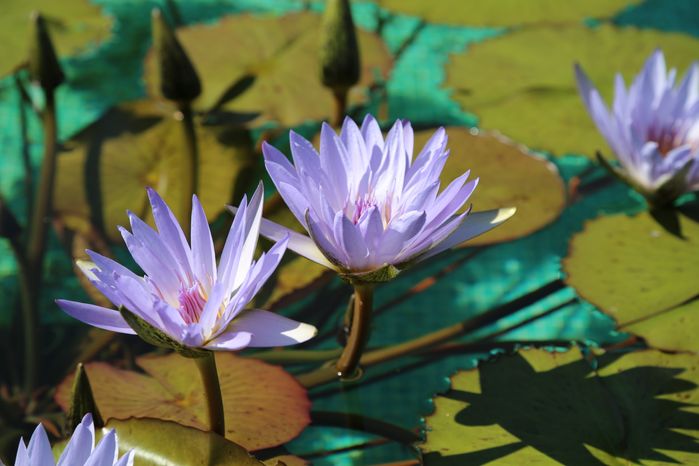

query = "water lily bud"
[66,363,103,433]
[0,197,22,240]
[319,0,360,93]
[151,8,201,103]
[27,12,65,92]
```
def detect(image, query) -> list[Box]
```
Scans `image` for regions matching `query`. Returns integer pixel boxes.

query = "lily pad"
[374,0,638,27]
[54,100,257,243]
[262,255,331,309]
[418,127,565,246]
[445,24,699,156]
[564,211,699,352]
[55,352,311,451]
[421,348,699,465]
[1,0,111,77]
[143,12,392,126]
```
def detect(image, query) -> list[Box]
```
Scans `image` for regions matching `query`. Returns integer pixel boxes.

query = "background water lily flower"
[8,414,133,466]
[255,115,515,281]
[56,185,316,351]
[576,50,699,204]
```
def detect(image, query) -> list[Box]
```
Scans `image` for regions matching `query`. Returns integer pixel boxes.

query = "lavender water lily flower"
[576,50,699,205]
[254,115,516,282]
[57,185,316,353]
[8,414,133,466]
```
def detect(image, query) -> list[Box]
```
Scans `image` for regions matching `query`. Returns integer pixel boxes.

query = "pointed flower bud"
[151,8,201,103]
[66,363,104,434]
[27,12,65,92]
[319,0,360,93]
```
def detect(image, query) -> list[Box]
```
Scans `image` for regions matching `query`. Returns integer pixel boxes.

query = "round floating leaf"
[263,255,331,308]
[421,348,699,465]
[565,211,699,352]
[143,13,392,126]
[445,24,699,156]
[374,0,638,27]
[416,127,565,246]
[55,352,311,451]
[2,0,111,77]
[54,100,257,243]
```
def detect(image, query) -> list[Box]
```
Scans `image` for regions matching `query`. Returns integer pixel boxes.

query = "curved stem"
[194,352,225,436]
[332,88,348,128]
[336,284,373,378]
[23,89,57,392]
[177,103,198,234]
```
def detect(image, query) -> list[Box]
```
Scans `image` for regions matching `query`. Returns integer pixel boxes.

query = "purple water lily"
[8,414,133,466]
[576,50,699,200]
[57,185,316,351]
[253,115,515,280]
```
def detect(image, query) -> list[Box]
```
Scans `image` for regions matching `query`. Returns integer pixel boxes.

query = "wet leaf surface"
[421,348,699,465]
[565,211,699,352]
[1,0,111,77]
[55,352,311,451]
[445,24,699,156]
[375,0,639,27]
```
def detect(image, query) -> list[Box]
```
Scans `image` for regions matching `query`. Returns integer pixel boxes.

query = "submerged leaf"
[55,352,311,451]
[445,24,699,156]
[565,211,699,352]
[143,13,392,126]
[421,348,699,465]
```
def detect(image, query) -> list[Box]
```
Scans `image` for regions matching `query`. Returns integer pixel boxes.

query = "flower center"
[178,283,207,325]
[647,124,693,157]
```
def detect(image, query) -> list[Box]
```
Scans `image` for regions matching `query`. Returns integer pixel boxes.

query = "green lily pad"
[417,127,565,246]
[421,348,699,465]
[1,0,111,77]
[143,12,392,126]
[55,352,311,451]
[262,255,331,309]
[564,211,699,352]
[54,100,257,243]
[374,0,638,27]
[445,24,699,156]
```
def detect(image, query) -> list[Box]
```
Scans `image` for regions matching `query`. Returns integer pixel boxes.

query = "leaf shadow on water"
[423,352,699,465]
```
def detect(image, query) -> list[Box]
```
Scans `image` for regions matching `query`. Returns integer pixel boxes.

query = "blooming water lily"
[576,50,699,205]
[57,185,316,352]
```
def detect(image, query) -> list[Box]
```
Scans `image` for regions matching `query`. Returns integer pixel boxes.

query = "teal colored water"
[1,0,697,464]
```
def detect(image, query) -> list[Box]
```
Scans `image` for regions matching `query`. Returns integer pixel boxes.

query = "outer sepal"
[340,263,401,285]
[119,307,208,358]
[66,363,104,434]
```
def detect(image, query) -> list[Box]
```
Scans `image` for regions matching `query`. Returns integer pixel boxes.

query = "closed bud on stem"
[319,0,360,94]
[66,363,104,434]
[0,197,22,240]
[27,12,65,93]
[151,8,201,103]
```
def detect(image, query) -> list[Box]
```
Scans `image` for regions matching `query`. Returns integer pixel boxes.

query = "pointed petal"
[190,195,216,289]
[422,208,516,260]
[146,188,193,281]
[58,419,95,466]
[56,300,135,334]
[231,309,317,347]
[84,428,118,466]
[27,424,53,466]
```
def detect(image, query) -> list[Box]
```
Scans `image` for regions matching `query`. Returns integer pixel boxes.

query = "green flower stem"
[22,88,58,392]
[300,279,567,388]
[177,103,198,234]
[194,352,226,437]
[336,283,373,378]
[332,88,348,128]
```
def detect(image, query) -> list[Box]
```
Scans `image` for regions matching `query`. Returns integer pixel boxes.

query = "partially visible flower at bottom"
[56,184,316,353]
[7,414,133,466]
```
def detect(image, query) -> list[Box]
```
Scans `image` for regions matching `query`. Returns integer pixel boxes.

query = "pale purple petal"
[58,416,95,466]
[231,309,317,347]
[84,428,118,466]
[146,188,193,281]
[27,424,53,466]
[204,331,252,350]
[190,194,216,290]
[56,300,135,334]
